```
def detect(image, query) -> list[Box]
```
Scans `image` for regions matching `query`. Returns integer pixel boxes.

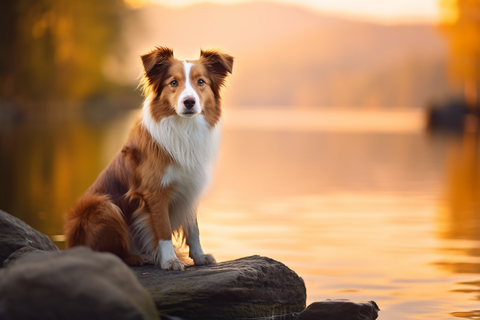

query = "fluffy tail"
[64,193,130,258]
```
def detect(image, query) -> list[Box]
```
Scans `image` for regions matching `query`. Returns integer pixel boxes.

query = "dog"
[64,46,233,271]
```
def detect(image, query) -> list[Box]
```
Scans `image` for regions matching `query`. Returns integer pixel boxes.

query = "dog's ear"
[200,49,234,97]
[141,46,174,77]
[140,46,173,96]
[200,49,234,75]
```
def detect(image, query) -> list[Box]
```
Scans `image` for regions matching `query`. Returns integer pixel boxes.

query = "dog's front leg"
[186,219,216,266]
[144,192,184,271]
[157,238,184,271]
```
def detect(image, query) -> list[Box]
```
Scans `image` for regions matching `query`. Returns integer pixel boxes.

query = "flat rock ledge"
[130,255,307,320]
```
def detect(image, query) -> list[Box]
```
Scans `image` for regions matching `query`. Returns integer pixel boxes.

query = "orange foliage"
[0,0,128,102]
[439,0,480,106]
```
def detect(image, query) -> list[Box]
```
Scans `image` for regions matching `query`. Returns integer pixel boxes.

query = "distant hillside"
[118,1,451,108]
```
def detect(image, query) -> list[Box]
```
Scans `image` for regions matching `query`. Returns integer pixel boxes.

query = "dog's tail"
[64,193,130,257]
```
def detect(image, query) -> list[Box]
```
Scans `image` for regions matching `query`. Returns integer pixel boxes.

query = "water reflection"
[0,115,133,245]
[439,132,480,244]
[1,109,480,319]
[434,131,480,319]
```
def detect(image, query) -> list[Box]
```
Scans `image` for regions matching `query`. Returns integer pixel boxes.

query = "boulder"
[0,210,58,267]
[0,247,160,320]
[3,246,45,267]
[296,300,380,320]
[130,255,306,320]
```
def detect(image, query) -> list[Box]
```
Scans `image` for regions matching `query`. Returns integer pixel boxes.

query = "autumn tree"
[439,0,480,108]
[0,0,128,104]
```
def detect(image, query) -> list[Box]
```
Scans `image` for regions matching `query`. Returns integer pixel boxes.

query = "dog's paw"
[161,258,185,271]
[137,254,154,266]
[192,253,216,266]
[122,254,154,266]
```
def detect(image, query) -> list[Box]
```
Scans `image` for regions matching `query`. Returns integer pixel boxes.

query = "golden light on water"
[2,107,480,319]
[222,108,425,133]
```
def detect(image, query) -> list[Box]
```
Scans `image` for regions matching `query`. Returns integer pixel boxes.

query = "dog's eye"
[170,80,178,87]
[197,79,205,86]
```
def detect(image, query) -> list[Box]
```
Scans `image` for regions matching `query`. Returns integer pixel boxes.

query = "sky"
[141,0,441,24]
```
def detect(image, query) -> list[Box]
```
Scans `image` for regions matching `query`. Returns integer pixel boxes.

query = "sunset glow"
[141,0,442,24]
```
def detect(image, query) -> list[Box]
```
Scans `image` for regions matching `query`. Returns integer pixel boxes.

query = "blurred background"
[1,0,480,319]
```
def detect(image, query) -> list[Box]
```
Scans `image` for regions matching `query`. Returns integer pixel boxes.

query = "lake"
[1,107,479,319]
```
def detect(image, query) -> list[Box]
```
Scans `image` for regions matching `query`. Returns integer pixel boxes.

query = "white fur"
[156,115,221,231]
[177,61,201,116]
[158,240,184,271]
[130,214,154,254]
[142,98,221,170]
[161,164,176,188]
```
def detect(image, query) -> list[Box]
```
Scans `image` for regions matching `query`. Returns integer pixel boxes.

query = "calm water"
[1,108,480,319]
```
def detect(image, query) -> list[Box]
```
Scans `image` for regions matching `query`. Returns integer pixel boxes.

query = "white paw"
[161,258,185,271]
[192,253,216,266]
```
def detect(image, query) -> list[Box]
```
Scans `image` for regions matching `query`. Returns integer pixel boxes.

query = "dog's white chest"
[142,114,221,197]
[161,163,209,200]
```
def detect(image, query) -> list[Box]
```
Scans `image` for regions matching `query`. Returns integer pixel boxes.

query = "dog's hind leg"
[64,193,131,259]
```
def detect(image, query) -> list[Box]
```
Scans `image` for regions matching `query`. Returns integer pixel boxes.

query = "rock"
[130,255,306,320]
[3,246,45,267]
[426,98,479,132]
[159,315,186,320]
[0,210,58,267]
[296,300,380,320]
[0,247,160,320]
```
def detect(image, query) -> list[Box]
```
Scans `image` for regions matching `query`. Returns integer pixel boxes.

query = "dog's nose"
[183,97,196,109]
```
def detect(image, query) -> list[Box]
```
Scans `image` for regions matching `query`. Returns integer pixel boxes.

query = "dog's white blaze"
[177,61,201,116]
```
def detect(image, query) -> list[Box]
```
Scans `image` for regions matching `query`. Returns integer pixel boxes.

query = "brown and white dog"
[64,46,233,271]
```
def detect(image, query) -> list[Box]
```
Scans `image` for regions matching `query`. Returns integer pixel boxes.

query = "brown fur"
[64,122,174,263]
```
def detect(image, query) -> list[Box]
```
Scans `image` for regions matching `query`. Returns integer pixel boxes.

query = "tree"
[0,0,127,104]
[439,0,480,109]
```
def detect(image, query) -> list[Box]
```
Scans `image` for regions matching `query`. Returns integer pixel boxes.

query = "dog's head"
[141,46,233,126]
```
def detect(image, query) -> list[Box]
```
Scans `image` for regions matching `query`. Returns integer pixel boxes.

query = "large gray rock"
[2,245,45,267]
[0,210,58,267]
[130,255,306,319]
[296,300,380,320]
[0,247,160,320]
